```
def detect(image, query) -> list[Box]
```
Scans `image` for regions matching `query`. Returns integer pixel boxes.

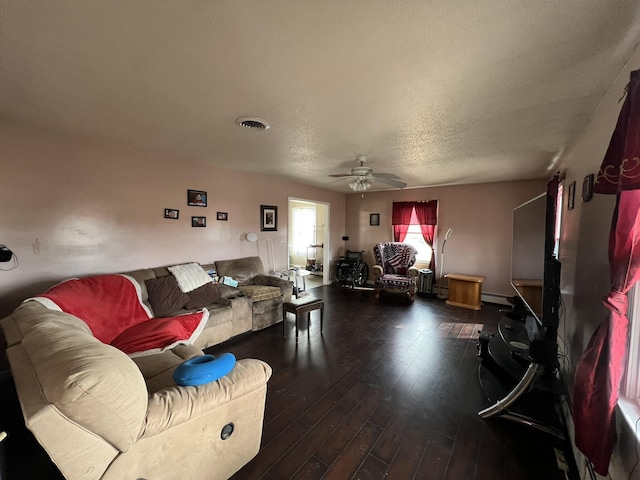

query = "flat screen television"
[510,188,561,364]
[511,193,546,321]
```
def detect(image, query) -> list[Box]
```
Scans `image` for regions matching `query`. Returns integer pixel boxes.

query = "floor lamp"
[246,232,276,273]
[266,238,276,274]
[437,228,453,299]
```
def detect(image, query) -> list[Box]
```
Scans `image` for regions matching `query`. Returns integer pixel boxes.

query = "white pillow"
[168,262,212,293]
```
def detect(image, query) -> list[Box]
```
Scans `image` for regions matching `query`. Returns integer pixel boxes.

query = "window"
[619,284,640,440]
[623,285,640,401]
[403,209,433,265]
[290,207,316,257]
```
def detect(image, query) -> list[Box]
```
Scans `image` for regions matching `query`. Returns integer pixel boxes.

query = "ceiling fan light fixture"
[348,178,371,192]
[332,154,403,191]
[235,117,270,130]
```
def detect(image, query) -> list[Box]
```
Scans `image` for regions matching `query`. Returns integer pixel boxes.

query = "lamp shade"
[245,232,258,242]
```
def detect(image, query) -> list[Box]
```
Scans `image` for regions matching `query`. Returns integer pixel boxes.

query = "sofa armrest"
[141,358,272,438]
[372,265,383,279]
[252,274,292,292]
[253,274,293,301]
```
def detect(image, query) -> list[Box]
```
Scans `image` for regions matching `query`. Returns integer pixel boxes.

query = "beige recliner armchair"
[2,301,271,480]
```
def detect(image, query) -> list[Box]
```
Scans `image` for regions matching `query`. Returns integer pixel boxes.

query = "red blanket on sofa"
[31,274,208,356]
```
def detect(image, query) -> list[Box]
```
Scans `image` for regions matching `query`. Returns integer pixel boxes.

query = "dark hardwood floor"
[0,285,577,479]
[210,286,577,480]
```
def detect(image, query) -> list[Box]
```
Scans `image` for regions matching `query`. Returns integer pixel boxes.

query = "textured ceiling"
[2,1,640,192]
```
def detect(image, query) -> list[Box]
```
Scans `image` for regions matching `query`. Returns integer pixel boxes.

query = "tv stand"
[477,315,566,438]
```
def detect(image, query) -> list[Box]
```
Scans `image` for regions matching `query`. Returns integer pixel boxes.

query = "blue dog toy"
[173,353,236,386]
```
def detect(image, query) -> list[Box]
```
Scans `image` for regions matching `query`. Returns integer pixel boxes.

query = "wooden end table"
[444,273,486,310]
[282,298,324,340]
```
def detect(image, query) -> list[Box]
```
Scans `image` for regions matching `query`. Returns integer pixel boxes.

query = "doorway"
[288,198,330,287]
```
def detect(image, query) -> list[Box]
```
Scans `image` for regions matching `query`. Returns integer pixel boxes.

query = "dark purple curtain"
[414,200,438,270]
[392,202,414,242]
[573,68,640,475]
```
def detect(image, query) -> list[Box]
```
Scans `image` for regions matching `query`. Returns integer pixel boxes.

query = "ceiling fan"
[329,155,407,192]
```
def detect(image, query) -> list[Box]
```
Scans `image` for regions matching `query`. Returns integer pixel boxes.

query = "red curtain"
[572,68,640,475]
[414,200,438,270]
[392,201,414,242]
[594,69,640,194]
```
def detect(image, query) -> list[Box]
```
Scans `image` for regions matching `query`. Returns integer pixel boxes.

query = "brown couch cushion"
[145,276,190,317]
[185,283,222,310]
[238,285,281,302]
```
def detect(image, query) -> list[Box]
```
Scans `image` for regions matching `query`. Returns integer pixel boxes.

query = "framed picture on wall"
[567,181,576,210]
[582,174,594,202]
[192,216,206,227]
[370,213,380,226]
[188,190,207,207]
[261,205,277,231]
[164,208,179,219]
[217,212,228,221]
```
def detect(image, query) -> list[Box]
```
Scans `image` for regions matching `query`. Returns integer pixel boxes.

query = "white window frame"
[619,284,640,433]
[624,284,640,401]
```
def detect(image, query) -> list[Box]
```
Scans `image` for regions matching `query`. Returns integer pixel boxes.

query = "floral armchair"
[372,242,419,301]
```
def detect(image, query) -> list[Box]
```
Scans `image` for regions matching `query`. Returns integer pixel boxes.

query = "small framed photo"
[567,181,576,211]
[370,213,380,226]
[192,216,206,227]
[164,208,179,219]
[217,212,228,221]
[582,174,594,203]
[188,190,207,207]
[260,205,278,231]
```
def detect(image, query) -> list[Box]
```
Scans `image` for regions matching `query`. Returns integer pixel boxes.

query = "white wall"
[0,123,346,318]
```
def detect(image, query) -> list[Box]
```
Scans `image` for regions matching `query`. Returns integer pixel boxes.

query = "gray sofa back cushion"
[215,256,265,285]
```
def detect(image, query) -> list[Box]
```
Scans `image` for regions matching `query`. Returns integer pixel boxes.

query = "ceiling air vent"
[235,117,270,130]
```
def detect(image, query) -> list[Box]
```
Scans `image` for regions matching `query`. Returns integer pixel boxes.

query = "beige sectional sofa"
[0,258,292,480]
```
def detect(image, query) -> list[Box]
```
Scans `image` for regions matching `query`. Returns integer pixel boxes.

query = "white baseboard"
[481,293,511,306]
[431,285,511,306]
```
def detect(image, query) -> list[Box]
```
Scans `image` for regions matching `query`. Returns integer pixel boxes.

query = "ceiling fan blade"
[328,176,354,185]
[375,177,407,188]
[373,172,400,179]
[328,174,355,178]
